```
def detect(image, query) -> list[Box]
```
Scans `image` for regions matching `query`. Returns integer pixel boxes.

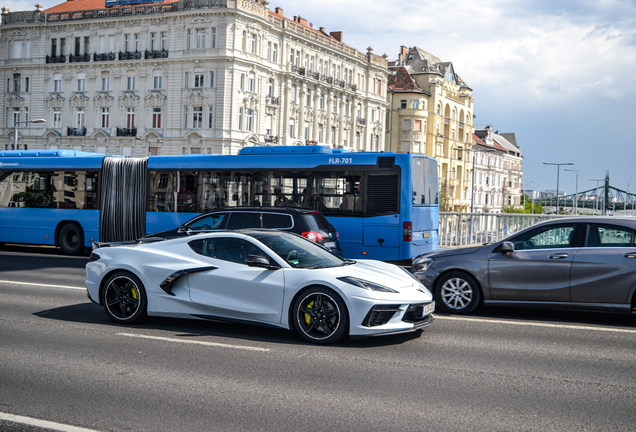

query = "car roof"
[534,217,636,228]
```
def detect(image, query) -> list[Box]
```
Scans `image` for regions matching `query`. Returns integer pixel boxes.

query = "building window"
[414,120,422,131]
[267,79,274,97]
[12,74,21,93]
[12,108,20,127]
[153,73,162,90]
[209,72,215,88]
[161,32,168,50]
[196,28,206,49]
[320,94,325,110]
[318,124,324,142]
[24,78,29,93]
[291,84,297,102]
[245,109,253,132]
[52,108,61,128]
[194,73,204,88]
[126,107,135,129]
[150,32,158,51]
[272,43,278,63]
[101,108,109,128]
[436,104,441,115]
[249,33,257,54]
[192,106,203,128]
[208,106,214,129]
[304,121,309,140]
[247,72,255,92]
[101,72,110,91]
[306,90,311,107]
[211,28,216,48]
[76,109,85,128]
[124,34,131,52]
[152,108,161,129]
[400,100,406,109]
[403,119,411,131]
[289,118,295,138]
[51,38,57,56]
[77,73,85,92]
[134,34,140,52]
[413,100,419,109]
[126,73,136,91]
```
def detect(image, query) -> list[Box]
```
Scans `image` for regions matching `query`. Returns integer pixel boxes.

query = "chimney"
[330,31,343,42]
[399,46,408,64]
[298,16,308,26]
[274,7,283,15]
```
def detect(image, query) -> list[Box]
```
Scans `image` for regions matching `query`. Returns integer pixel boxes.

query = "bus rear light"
[302,231,324,242]
[403,222,412,242]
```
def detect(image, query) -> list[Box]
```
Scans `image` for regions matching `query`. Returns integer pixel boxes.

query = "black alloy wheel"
[293,288,348,344]
[101,271,147,324]
[435,271,481,314]
[58,222,84,255]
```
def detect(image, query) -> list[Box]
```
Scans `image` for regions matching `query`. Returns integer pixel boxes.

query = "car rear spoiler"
[92,237,166,250]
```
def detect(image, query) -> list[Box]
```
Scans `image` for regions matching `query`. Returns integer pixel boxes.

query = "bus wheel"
[58,222,84,255]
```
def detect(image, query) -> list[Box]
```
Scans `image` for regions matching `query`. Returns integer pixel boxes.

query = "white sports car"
[86,230,435,344]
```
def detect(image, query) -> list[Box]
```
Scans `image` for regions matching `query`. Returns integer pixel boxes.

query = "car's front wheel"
[101,271,147,324]
[435,271,481,314]
[293,287,348,344]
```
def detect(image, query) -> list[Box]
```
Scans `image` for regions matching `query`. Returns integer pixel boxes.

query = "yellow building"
[386,46,475,212]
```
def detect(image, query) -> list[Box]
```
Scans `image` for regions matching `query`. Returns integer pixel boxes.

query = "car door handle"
[625,253,636,259]
[549,253,568,259]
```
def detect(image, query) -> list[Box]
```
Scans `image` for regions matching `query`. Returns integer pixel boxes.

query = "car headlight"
[412,257,434,272]
[337,276,399,293]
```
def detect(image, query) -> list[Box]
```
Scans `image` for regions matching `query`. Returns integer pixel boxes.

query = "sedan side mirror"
[245,254,279,270]
[495,241,515,254]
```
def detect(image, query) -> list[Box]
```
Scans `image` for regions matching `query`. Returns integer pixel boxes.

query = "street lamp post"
[13,119,46,150]
[588,178,604,215]
[564,168,579,215]
[136,136,164,156]
[543,162,574,215]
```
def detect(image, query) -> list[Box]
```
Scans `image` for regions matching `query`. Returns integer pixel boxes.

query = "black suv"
[143,207,342,255]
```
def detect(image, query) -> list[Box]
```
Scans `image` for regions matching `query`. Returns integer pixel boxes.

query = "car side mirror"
[245,254,279,270]
[495,241,515,254]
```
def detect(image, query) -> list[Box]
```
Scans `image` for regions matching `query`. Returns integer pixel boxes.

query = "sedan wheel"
[102,272,147,324]
[435,272,481,314]
[293,288,348,344]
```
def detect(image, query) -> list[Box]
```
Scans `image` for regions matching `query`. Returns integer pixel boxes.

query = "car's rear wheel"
[58,222,84,255]
[293,287,348,344]
[101,271,147,324]
[435,271,481,314]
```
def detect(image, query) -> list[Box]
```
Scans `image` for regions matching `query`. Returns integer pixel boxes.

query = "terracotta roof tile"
[492,140,507,151]
[387,67,424,93]
[46,0,177,14]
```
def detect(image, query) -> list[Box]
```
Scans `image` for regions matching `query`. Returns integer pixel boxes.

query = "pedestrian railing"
[438,213,573,247]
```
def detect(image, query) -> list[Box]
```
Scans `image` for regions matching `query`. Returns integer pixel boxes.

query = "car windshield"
[251,232,346,269]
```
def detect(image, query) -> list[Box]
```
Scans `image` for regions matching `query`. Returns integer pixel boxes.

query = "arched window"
[436,104,441,115]
[451,109,456,120]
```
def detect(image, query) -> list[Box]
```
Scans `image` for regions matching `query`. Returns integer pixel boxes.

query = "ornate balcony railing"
[266,96,279,105]
[94,52,116,62]
[323,76,333,84]
[308,71,320,80]
[46,55,66,64]
[119,51,142,60]
[335,79,346,88]
[116,127,137,137]
[291,65,306,76]
[264,136,278,144]
[356,117,366,126]
[348,83,358,92]
[145,50,169,59]
[69,53,91,63]
[67,127,86,136]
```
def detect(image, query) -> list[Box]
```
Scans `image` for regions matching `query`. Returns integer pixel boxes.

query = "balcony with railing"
[348,83,358,92]
[116,127,137,137]
[69,53,91,63]
[335,79,346,88]
[266,96,279,105]
[308,71,320,80]
[291,65,306,76]
[94,52,116,61]
[145,49,169,59]
[67,127,86,136]
[46,55,66,64]
[356,117,366,126]
[264,136,278,144]
[323,76,333,84]
[119,51,142,60]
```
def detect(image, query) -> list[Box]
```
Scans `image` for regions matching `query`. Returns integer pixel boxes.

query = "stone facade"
[0,0,388,156]
[386,46,475,212]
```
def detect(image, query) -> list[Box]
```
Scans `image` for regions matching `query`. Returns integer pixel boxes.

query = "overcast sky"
[4,0,635,194]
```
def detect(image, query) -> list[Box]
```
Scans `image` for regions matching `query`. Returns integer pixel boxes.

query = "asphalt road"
[1,246,635,432]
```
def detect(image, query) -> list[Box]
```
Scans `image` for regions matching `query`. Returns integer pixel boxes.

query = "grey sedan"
[412,217,636,314]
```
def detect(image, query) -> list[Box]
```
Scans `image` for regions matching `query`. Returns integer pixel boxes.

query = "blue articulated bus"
[0,146,439,260]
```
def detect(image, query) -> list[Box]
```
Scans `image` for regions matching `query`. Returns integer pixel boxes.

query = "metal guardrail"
[438,213,574,247]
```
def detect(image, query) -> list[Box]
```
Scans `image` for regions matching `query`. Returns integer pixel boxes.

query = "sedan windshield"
[251,232,345,269]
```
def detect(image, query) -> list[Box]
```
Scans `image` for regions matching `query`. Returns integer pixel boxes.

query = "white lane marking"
[0,411,100,432]
[0,279,85,291]
[118,332,271,352]
[436,315,636,334]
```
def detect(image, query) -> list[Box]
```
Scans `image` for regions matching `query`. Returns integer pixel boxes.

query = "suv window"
[586,224,634,247]
[302,213,333,231]
[513,223,580,250]
[187,213,226,231]
[226,212,261,229]
[263,213,293,229]
[190,237,269,265]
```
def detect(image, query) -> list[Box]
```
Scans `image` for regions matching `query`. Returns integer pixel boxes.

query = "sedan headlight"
[412,257,434,273]
[337,276,399,293]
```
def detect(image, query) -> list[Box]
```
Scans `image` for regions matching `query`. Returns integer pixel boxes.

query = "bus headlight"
[412,257,434,272]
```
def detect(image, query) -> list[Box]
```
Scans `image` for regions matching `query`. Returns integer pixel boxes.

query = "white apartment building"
[0,0,388,156]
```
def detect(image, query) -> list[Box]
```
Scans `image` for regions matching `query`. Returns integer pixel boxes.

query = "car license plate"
[324,241,336,249]
[422,302,435,316]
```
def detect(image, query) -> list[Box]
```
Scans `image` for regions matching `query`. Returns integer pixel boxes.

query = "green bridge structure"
[534,172,636,214]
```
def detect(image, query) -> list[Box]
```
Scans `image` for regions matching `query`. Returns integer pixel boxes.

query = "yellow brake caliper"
[304,300,315,324]
[131,284,139,301]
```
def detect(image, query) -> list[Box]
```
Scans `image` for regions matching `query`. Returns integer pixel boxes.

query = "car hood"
[419,245,483,259]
